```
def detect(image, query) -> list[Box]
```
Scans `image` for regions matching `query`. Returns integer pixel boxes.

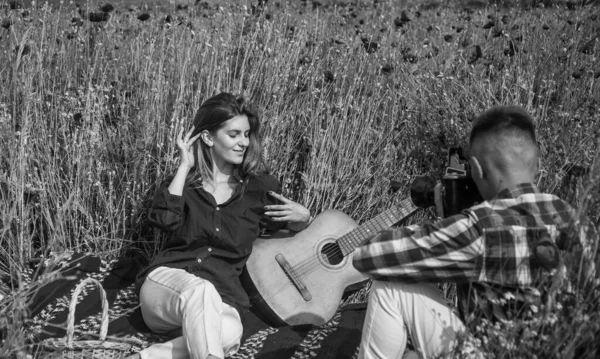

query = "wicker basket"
[40,277,132,359]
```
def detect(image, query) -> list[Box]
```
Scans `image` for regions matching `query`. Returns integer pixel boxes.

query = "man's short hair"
[469,106,536,145]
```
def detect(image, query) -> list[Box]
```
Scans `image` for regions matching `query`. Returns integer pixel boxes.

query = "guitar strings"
[288,214,391,276]
[291,207,399,275]
[292,245,344,276]
[290,224,365,275]
[267,245,377,295]
[275,237,346,278]
[264,246,344,293]
[270,201,415,286]
[267,246,345,293]
[289,228,365,276]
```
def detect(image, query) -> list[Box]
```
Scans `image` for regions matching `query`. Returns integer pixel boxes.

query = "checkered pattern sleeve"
[352,212,484,283]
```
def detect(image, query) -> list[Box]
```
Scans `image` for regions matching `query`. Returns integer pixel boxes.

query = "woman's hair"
[189,92,263,184]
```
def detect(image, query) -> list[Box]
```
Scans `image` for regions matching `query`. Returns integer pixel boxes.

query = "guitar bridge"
[275,254,312,302]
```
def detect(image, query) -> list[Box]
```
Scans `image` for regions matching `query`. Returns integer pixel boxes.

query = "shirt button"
[216,228,220,232]
[208,247,213,252]
[197,259,202,264]
[216,207,220,211]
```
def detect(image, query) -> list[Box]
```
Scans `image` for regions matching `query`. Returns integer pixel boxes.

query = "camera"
[411,147,483,217]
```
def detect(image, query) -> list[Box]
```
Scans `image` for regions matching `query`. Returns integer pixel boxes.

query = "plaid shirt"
[353,183,578,321]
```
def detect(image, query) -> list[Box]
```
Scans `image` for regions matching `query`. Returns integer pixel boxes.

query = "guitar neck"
[337,198,417,256]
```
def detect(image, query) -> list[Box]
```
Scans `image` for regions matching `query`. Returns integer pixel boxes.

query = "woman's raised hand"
[167,126,201,196]
[176,126,201,171]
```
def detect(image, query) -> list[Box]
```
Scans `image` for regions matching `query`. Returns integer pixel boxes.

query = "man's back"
[458,182,576,323]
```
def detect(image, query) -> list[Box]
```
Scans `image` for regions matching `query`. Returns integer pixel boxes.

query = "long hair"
[189,93,263,185]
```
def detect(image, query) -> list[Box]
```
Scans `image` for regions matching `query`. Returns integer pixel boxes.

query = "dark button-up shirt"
[135,173,282,317]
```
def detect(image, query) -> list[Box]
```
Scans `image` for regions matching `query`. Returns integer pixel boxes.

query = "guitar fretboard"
[337,198,417,257]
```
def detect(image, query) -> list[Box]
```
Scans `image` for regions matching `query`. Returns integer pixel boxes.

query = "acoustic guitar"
[242,177,434,326]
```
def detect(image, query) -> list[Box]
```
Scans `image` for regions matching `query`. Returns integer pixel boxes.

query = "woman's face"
[208,114,250,166]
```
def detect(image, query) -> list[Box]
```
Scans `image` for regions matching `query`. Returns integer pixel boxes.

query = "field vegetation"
[1,0,599,357]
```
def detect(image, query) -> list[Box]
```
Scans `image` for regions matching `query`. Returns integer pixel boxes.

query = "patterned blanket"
[23,253,372,358]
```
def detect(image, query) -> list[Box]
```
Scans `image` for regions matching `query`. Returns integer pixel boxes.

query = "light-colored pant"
[139,267,243,359]
[359,280,465,359]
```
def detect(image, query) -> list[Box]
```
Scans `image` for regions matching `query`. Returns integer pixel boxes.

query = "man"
[352,106,588,358]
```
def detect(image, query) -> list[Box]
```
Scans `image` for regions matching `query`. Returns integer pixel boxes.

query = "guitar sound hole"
[320,242,343,265]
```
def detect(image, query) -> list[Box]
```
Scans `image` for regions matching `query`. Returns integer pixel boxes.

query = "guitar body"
[242,191,422,327]
[243,209,368,326]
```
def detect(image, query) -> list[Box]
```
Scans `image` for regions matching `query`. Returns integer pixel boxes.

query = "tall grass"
[0,0,599,357]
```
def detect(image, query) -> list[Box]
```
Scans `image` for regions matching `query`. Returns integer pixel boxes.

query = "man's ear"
[201,130,213,147]
[471,156,484,181]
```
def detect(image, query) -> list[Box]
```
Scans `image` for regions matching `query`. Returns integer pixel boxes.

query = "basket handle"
[66,277,109,349]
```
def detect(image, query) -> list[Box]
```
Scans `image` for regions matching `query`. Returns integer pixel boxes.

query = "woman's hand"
[176,126,201,171]
[264,192,311,231]
[167,126,201,196]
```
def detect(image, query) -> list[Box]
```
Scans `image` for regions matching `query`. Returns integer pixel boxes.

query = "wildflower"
[491,27,503,38]
[88,12,110,22]
[572,68,584,79]
[380,64,393,75]
[483,20,495,29]
[361,38,378,54]
[100,3,114,13]
[1,18,11,30]
[15,43,31,56]
[504,42,517,57]
[578,37,597,55]
[8,1,23,10]
[467,45,482,64]
[394,10,410,28]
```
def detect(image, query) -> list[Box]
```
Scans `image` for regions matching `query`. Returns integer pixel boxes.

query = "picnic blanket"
[21,252,372,358]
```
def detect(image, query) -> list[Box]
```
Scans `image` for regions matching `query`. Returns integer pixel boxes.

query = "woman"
[129,93,311,359]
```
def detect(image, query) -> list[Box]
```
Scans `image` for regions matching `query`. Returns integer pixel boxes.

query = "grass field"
[1,0,600,357]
